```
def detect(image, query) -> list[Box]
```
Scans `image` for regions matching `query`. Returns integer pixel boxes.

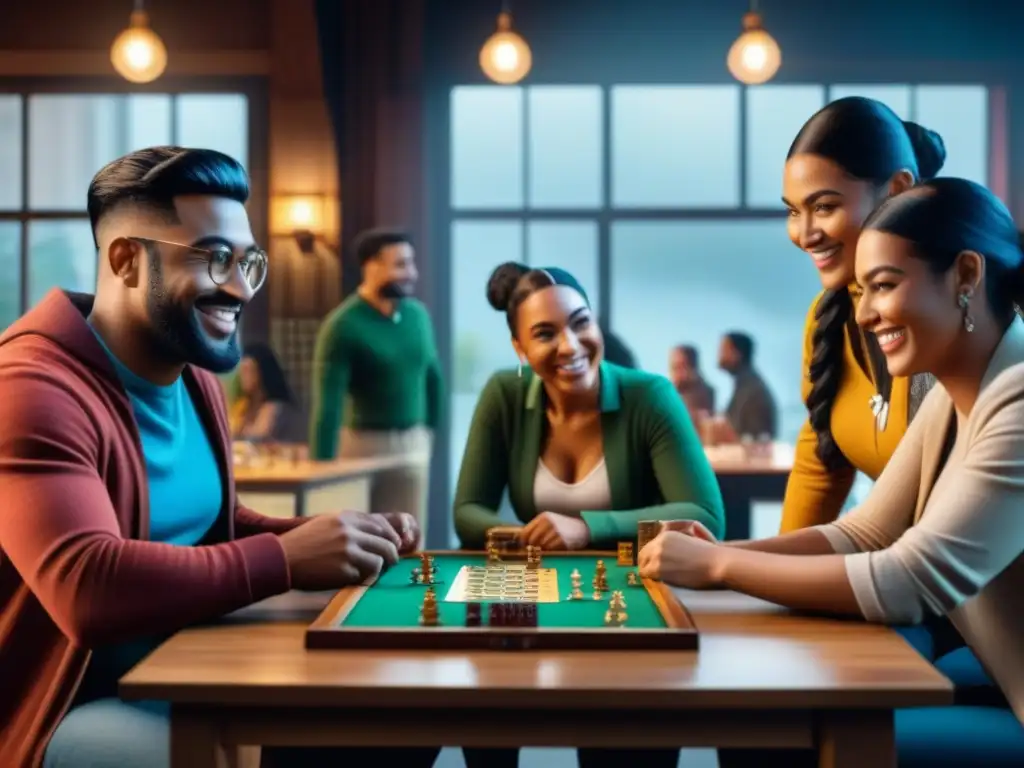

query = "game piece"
[409,567,422,585]
[489,603,511,626]
[418,553,436,584]
[487,545,501,563]
[626,571,640,586]
[525,545,542,568]
[637,520,660,552]
[465,602,482,626]
[518,603,538,627]
[568,570,584,600]
[485,526,523,554]
[593,560,609,591]
[604,608,627,626]
[605,591,628,625]
[617,542,634,566]
[570,568,582,580]
[419,587,440,626]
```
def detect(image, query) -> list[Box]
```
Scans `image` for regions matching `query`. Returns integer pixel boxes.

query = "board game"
[306,548,699,651]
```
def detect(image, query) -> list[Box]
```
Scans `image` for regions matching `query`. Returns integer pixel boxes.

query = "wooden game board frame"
[305,551,699,651]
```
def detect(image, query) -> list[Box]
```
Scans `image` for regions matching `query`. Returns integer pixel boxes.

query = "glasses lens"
[241,250,268,289]
[208,248,235,284]
[208,247,267,290]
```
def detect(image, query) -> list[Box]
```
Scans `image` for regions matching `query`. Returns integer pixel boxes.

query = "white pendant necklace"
[869,393,889,432]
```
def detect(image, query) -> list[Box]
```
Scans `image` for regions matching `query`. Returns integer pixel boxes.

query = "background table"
[234,453,423,518]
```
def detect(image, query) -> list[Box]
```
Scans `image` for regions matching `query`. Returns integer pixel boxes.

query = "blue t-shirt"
[75,332,224,701]
[94,335,223,545]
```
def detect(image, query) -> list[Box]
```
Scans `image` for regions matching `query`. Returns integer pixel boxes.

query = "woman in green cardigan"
[454,260,726,551]
[455,261,724,768]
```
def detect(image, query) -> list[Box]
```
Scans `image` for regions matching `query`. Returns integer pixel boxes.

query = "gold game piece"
[637,520,660,552]
[419,587,441,626]
[626,571,640,586]
[593,560,609,591]
[604,609,627,626]
[617,542,634,566]
[525,545,542,568]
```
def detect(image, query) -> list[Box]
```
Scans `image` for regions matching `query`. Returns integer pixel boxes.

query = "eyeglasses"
[129,237,268,292]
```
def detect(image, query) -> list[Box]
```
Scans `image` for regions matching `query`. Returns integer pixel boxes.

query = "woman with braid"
[778,96,946,535]
[705,97,1010,766]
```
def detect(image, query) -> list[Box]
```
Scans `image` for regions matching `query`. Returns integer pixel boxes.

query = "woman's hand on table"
[637,530,726,589]
[659,520,718,543]
[520,512,591,550]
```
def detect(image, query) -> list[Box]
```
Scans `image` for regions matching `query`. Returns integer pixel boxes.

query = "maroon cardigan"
[0,290,303,767]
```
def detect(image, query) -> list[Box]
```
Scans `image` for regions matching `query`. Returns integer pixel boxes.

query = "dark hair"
[601,322,637,368]
[242,342,294,403]
[674,344,699,368]
[87,146,249,246]
[787,97,947,470]
[724,332,754,365]
[864,178,1024,324]
[486,261,590,336]
[352,227,412,266]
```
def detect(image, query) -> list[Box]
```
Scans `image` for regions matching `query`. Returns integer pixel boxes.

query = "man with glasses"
[0,147,438,768]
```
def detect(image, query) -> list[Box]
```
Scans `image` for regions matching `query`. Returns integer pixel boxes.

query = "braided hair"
[788,98,946,468]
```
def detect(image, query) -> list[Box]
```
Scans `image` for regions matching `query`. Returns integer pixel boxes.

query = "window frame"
[0,75,268,315]
[443,81,1003,326]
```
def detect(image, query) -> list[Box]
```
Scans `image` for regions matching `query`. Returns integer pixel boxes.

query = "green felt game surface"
[340,554,666,630]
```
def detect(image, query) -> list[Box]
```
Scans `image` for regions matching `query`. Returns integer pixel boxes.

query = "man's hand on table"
[378,512,421,553]
[278,511,401,590]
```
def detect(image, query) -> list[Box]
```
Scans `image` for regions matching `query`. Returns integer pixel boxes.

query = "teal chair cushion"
[936,646,994,688]
[897,707,1024,767]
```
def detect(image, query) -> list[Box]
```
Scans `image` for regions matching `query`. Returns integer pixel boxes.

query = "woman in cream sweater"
[642,178,1024,766]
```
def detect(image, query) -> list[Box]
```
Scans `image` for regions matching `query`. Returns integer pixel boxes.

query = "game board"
[306,550,699,651]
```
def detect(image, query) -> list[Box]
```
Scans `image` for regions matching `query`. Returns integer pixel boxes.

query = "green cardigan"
[453,362,726,548]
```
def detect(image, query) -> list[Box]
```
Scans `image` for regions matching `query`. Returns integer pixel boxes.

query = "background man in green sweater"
[309,228,443,535]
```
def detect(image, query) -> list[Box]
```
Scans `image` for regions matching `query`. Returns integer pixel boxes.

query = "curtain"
[313,0,427,299]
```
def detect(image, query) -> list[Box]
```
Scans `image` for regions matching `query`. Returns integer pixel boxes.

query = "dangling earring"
[517,359,524,377]
[958,288,975,333]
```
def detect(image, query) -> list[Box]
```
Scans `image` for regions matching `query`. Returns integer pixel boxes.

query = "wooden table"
[234,454,426,518]
[120,587,952,768]
[706,443,794,540]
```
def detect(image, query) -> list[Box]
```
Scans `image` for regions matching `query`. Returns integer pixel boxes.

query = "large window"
[446,81,993,539]
[0,92,250,326]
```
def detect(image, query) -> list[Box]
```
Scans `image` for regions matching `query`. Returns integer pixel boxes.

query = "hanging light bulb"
[110,3,168,84]
[480,10,532,85]
[727,8,782,85]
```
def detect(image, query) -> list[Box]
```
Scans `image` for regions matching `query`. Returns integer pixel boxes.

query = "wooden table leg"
[169,704,238,768]
[817,710,896,768]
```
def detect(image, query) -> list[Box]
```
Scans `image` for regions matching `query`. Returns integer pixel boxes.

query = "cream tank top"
[533,458,613,515]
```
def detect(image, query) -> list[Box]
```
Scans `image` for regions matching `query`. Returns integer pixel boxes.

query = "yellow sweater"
[779,290,910,532]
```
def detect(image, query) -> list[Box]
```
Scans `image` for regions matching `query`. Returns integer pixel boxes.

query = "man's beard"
[378,279,413,299]
[145,255,242,374]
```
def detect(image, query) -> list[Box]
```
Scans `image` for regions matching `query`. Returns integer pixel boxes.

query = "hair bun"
[902,121,947,180]
[486,261,529,311]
